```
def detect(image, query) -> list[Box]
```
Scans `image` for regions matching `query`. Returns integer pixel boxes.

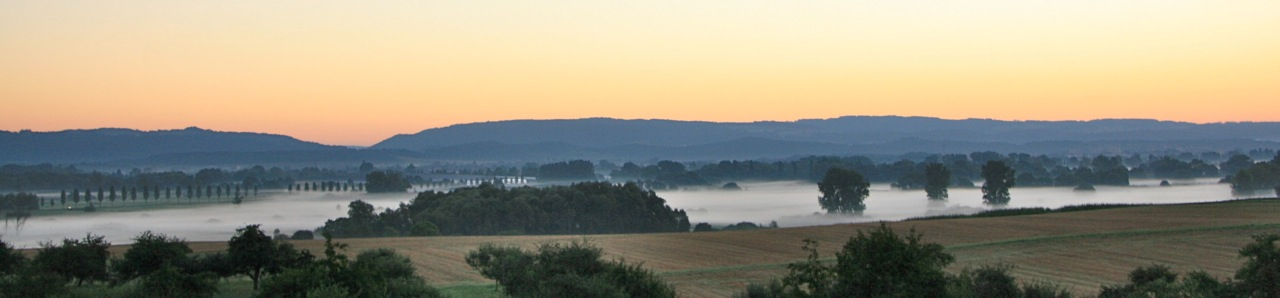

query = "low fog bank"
[1,179,1243,248]
[658,179,1238,228]
[0,191,417,248]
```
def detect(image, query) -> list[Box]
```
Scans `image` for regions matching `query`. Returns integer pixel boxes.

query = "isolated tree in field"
[97,187,104,204]
[60,190,67,206]
[817,168,870,214]
[924,163,950,200]
[981,161,1016,205]
[227,224,310,289]
[228,224,275,290]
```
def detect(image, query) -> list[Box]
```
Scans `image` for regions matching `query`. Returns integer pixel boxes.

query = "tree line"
[318,182,691,237]
[605,152,1279,191]
[0,226,440,297]
[37,183,261,212]
[816,160,1017,214]
[1228,153,1280,196]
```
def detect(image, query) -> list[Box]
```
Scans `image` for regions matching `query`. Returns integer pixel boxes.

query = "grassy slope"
[166,199,1280,297]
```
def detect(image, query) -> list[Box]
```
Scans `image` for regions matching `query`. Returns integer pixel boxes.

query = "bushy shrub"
[132,264,219,298]
[465,239,675,298]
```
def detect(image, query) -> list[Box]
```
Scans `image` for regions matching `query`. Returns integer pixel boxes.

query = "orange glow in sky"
[2,1,1279,146]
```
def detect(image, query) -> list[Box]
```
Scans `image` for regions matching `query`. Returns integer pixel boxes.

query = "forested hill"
[372,117,1280,160]
[0,127,339,164]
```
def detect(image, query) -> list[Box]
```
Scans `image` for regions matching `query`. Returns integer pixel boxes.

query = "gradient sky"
[2,1,1278,146]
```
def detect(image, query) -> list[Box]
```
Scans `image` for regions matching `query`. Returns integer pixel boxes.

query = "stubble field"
[161,199,1280,297]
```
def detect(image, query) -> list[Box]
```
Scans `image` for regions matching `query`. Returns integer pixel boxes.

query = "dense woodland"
[319,182,691,237]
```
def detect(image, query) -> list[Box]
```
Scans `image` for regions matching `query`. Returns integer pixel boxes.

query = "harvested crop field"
[168,198,1280,297]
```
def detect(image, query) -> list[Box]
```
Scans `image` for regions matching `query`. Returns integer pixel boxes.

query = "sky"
[2,1,1279,146]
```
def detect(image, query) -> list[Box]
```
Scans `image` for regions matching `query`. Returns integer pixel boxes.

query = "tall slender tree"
[924,163,951,200]
[981,161,1016,205]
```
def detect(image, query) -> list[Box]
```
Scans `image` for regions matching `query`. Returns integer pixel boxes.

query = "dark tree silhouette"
[924,163,950,200]
[33,234,110,286]
[1237,234,1280,297]
[228,224,275,290]
[112,231,191,281]
[817,168,870,214]
[365,171,411,193]
[981,161,1016,205]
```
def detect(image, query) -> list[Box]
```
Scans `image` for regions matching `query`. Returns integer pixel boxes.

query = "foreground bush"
[465,239,675,298]
[257,234,441,298]
[739,223,1073,298]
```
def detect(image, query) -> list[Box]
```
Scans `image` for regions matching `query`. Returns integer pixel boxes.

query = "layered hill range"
[5,117,1280,166]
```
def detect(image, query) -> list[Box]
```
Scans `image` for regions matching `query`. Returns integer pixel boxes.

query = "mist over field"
[2,177,1250,248]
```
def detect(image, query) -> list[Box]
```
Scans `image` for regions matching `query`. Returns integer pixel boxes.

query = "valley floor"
[165,198,1280,297]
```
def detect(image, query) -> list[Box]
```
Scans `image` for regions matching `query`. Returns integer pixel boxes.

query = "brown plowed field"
[165,199,1280,297]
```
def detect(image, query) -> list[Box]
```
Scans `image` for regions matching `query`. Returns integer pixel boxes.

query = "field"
[154,199,1280,297]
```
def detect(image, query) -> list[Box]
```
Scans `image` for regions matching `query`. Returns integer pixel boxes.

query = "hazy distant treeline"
[611,152,1265,190]
[3,150,1275,194]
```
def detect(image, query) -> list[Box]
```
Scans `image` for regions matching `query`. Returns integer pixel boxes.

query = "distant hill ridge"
[373,116,1280,148]
[0,127,337,163]
[5,116,1280,165]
